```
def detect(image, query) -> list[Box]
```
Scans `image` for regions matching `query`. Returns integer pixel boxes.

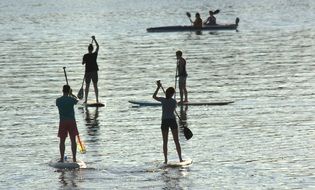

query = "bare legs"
[93,82,99,103]
[69,134,77,162]
[162,128,169,164]
[161,126,183,164]
[179,77,188,102]
[84,81,99,103]
[171,127,183,162]
[59,137,66,162]
[59,135,77,163]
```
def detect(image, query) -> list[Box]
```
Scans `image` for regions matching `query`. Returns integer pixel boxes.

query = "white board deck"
[49,159,87,169]
[164,158,193,168]
[129,100,233,107]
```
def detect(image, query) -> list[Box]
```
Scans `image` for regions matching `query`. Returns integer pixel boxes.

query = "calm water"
[1,0,315,189]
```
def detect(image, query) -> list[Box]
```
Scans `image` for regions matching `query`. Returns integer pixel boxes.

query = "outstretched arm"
[204,17,210,24]
[92,36,99,53]
[153,81,161,101]
[82,56,85,65]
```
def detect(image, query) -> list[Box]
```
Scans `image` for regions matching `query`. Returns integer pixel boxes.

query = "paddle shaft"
[63,67,69,85]
[80,75,85,88]
[186,12,193,24]
[174,60,178,100]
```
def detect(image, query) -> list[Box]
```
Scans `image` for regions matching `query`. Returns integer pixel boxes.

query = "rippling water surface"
[1,0,315,189]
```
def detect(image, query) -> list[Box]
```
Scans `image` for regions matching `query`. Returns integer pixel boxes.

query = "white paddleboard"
[129,100,233,106]
[49,159,87,169]
[164,158,192,168]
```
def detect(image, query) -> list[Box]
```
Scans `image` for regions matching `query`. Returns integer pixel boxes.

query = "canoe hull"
[147,18,239,32]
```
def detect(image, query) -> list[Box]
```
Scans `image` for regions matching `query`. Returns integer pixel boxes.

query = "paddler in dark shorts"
[56,85,79,162]
[176,50,188,103]
[82,36,100,103]
[153,81,183,164]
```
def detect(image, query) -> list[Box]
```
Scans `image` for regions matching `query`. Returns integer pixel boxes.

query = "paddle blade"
[183,127,193,140]
[186,12,191,18]
[214,9,220,14]
[77,135,86,154]
[77,88,84,100]
[236,17,240,26]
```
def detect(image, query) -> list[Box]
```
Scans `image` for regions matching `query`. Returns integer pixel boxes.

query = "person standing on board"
[56,85,79,163]
[153,81,183,164]
[82,36,100,103]
[176,50,188,103]
[193,12,203,28]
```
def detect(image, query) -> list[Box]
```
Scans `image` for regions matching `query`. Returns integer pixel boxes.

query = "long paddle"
[174,61,178,100]
[186,12,193,24]
[213,9,220,15]
[77,76,84,100]
[63,67,86,154]
[157,80,193,140]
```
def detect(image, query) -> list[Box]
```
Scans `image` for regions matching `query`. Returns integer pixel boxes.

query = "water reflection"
[161,168,190,190]
[58,170,79,188]
[84,107,100,139]
[178,105,188,129]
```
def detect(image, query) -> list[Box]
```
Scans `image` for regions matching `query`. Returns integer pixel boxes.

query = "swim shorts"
[85,71,98,84]
[161,119,178,131]
[58,120,79,138]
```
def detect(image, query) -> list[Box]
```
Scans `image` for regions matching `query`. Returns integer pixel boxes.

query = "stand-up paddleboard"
[49,158,87,169]
[163,158,193,168]
[84,100,105,107]
[129,100,233,107]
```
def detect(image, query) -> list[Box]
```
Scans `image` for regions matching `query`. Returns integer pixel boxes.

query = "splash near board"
[49,159,87,169]
[163,158,193,168]
[84,100,105,107]
[129,100,233,107]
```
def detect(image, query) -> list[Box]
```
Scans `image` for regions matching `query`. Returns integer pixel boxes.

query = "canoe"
[147,17,239,32]
[129,100,234,107]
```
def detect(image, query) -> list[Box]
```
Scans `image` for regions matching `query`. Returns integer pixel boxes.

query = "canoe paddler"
[204,10,219,25]
[193,12,203,28]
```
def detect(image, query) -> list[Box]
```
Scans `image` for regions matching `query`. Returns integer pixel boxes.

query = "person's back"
[159,97,177,120]
[83,51,99,73]
[56,95,78,121]
[193,13,203,28]
[205,11,216,25]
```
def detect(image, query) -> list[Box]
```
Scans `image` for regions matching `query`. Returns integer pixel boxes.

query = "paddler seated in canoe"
[204,10,219,25]
[193,12,203,28]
